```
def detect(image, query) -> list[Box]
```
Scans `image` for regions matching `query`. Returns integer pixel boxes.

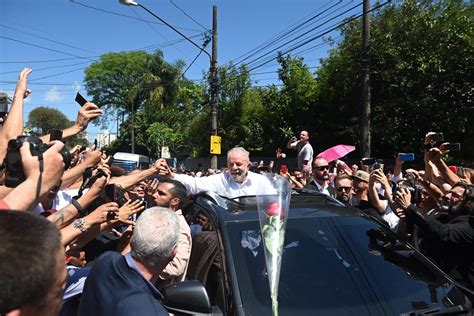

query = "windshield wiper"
[401,304,469,315]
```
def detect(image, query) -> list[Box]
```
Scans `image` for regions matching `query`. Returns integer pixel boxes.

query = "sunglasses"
[336,186,352,192]
[314,165,329,171]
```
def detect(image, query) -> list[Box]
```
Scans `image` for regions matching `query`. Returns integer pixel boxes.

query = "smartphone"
[399,153,415,161]
[362,158,376,166]
[444,143,461,152]
[75,93,88,107]
[49,129,63,141]
[280,164,287,174]
[94,139,98,149]
[431,132,444,142]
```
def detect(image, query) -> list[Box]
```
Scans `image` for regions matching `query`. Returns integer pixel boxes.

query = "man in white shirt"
[158,147,275,198]
[287,130,314,173]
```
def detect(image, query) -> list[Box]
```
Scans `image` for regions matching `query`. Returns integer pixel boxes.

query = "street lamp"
[119,0,219,168]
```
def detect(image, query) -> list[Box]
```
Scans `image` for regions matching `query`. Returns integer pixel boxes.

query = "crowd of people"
[0,68,473,315]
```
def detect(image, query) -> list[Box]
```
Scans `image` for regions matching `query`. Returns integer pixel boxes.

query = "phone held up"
[75,93,88,107]
[399,153,415,161]
[49,129,63,142]
[444,143,461,152]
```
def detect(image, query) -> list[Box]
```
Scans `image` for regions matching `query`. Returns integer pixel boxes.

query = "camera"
[393,181,422,204]
[0,92,10,119]
[4,135,71,187]
[444,143,461,152]
[431,132,444,143]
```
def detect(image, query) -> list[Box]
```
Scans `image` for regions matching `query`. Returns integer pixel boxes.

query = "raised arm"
[368,170,388,214]
[2,141,65,211]
[286,136,297,150]
[39,102,102,143]
[0,68,32,162]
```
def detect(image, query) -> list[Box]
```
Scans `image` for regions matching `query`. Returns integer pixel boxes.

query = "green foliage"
[313,0,474,160]
[27,106,71,135]
[81,1,473,161]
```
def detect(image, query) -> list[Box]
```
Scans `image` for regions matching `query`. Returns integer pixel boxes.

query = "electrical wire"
[0,24,99,55]
[231,0,346,67]
[248,1,391,72]
[0,61,91,75]
[70,0,202,33]
[0,35,99,62]
[243,1,361,69]
[169,0,209,31]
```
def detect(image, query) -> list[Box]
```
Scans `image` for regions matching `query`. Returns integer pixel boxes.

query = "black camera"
[0,92,10,119]
[4,135,71,187]
[393,181,422,204]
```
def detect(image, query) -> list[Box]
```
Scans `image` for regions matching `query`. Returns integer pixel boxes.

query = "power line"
[0,34,204,65]
[248,1,391,72]
[70,0,202,33]
[0,57,91,64]
[243,1,361,70]
[0,24,99,55]
[231,0,345,67]
[28,66,88,82]
[0,35,99,62]
[0,61,91,75]
[169,0,209,31]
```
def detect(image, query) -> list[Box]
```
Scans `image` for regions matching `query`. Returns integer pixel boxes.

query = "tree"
[314,0,474,160]
[84,50,199,156]
[27,107,71,135]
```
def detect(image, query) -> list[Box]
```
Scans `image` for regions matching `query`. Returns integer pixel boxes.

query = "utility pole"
[361,0,371,158]
[210,6,219,170]
[119,0,219,163]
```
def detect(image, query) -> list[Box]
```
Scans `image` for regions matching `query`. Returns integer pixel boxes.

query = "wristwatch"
[71,197,87,218]
[72,218,88,232]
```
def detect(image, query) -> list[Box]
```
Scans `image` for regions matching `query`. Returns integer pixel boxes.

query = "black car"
[163,191,474,315]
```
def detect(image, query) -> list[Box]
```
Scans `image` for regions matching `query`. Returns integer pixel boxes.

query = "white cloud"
[72,81,81,93]
[44,86,63,102]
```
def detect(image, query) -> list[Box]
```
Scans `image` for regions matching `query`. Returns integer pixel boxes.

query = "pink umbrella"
[317,144,355,163]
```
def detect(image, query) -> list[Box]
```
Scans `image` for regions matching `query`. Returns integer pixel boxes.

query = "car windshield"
[226,213,468,315]
[112,159,139,173]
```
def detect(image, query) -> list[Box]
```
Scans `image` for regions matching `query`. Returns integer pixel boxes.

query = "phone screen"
[75,93,88,106]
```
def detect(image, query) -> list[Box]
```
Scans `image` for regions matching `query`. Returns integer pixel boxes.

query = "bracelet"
[71,198,87,218]
[72,218,88,232]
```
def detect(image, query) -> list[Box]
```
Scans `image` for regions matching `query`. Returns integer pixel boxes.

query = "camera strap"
[28,152,44,213]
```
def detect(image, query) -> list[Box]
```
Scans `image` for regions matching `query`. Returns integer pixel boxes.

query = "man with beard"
[153,180,192,288]
[159,147,275,198]
[395,183,474,290]
[334,173,353,204]
[304,157,335,196]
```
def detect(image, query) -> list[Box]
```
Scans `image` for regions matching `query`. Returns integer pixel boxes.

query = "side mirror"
[162,280,212,314]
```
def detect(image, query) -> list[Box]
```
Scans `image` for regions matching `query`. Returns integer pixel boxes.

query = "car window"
[226,216,466,316]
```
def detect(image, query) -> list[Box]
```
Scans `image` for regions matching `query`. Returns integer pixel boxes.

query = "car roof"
[194,190,366,224]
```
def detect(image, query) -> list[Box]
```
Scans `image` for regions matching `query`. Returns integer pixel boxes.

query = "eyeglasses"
[336,186,352,192]
[315,165,329,171]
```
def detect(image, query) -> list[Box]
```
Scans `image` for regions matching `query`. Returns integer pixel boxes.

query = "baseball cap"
[351,170,369,183]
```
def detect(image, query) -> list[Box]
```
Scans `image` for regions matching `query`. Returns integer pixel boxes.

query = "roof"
[194,191,364,224]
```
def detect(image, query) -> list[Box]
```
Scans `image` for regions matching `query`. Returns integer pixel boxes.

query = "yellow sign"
[210,135,221,155]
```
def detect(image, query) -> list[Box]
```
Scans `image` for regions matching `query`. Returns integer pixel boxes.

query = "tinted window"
[112,159,138,173]
[227,216,465,315]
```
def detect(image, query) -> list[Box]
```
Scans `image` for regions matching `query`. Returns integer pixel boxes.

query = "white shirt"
[313,180,331,196]
[173,171,276,198]
[291,141,314,170]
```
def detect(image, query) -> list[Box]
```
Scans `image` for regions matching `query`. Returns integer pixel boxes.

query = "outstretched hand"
[15,68,32,99]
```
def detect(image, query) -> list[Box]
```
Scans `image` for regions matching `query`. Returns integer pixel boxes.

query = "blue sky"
[0,0,363,142]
